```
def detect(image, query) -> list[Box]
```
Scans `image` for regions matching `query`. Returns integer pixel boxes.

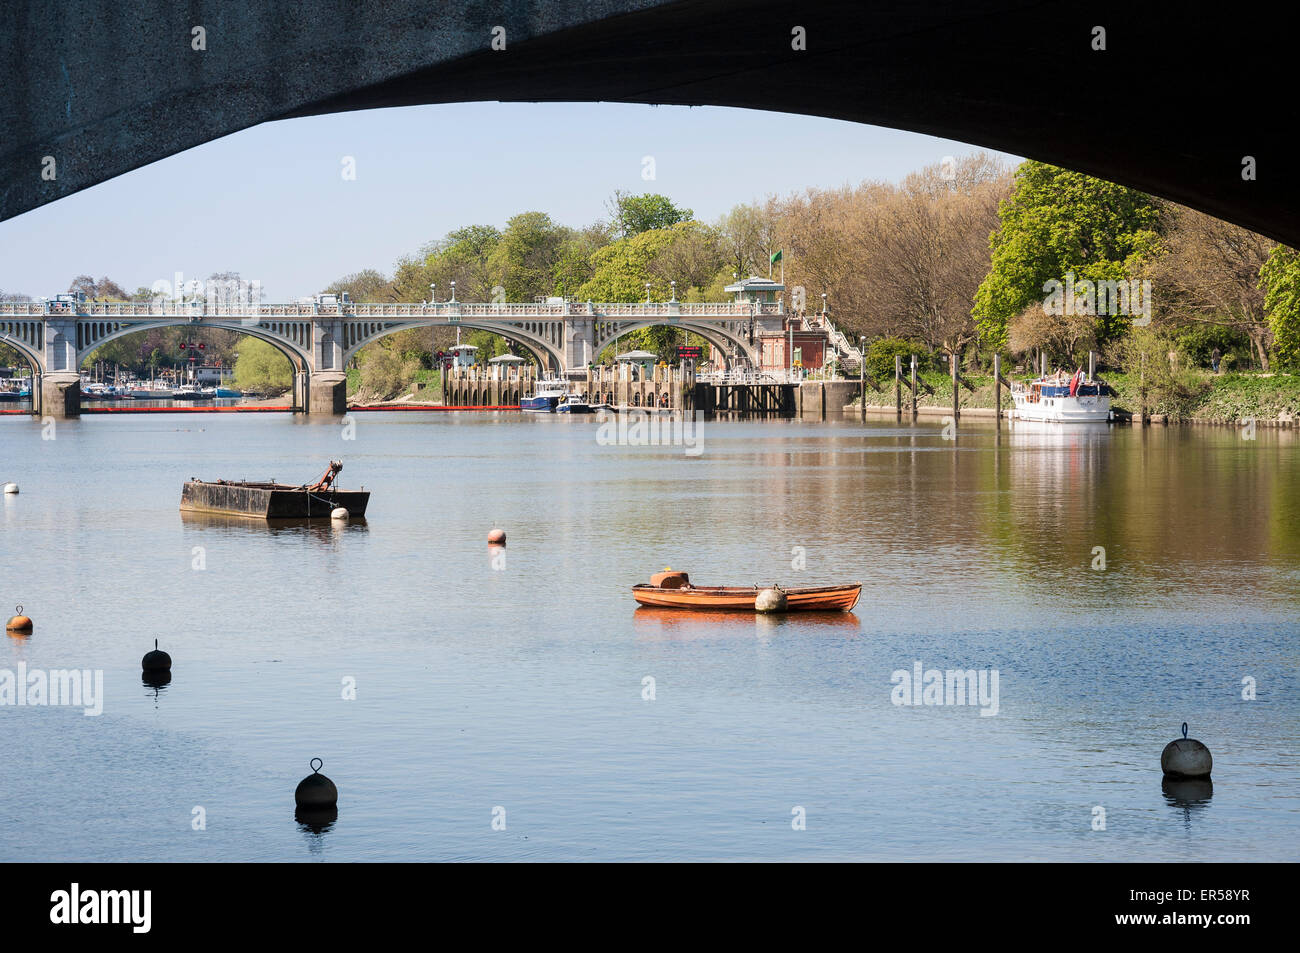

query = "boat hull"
[180,481,370,519]
[521,395,559,412]
[631,583,861,612]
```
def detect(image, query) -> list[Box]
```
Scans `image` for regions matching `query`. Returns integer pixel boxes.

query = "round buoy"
[1161,722,1212,779]
[3,483,18,495]
[141,639,172,672]
[330,507,349,522]
[5,605,32,633]
[755,585,788,613]
[487,527,506,546]
[295,758,338,808]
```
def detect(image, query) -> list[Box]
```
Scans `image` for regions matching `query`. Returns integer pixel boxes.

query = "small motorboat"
[521,378,569,412]
[555,395,596,414]
[632,569,861,613]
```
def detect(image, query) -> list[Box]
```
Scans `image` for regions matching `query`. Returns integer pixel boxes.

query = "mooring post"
[950,350,959,421]
[859,345,866,421]
[910,354,918,419]
[993,353,1002,426]
[895,354,902,418]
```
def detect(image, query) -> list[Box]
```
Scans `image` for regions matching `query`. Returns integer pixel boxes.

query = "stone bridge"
[0,295,786,415]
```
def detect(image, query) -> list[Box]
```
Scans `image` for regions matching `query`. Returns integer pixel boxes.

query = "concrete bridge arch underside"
[1,2,1295,247]
[594,320,758,369]
[341,319,565,372]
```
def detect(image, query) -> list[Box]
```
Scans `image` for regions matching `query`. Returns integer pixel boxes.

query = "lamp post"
[430,283,436,304]
[450,280,456,303]
[645,282,651,304]
[670,280,677,302]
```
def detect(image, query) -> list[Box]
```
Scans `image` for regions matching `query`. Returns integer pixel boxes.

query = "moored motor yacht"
[1010,370,1112,423]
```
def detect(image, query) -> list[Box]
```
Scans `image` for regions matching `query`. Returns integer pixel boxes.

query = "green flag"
[770,249,783,265]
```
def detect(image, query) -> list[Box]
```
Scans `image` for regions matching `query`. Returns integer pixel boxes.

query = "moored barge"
[180,461,369,519]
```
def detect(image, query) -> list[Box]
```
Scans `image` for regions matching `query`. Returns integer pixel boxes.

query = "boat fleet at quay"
[0,379,245,402]
[81,380,244,401]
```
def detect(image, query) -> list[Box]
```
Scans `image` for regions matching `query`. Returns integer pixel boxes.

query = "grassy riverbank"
[858,370,1300,422]
[347,367,442,404]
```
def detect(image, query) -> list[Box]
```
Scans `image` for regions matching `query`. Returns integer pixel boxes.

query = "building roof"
[724,275,785,293]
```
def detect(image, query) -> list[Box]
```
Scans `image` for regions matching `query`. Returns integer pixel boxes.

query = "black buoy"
[142,639,172,672]
[295,758,338,809]
[1161,722,1213,779]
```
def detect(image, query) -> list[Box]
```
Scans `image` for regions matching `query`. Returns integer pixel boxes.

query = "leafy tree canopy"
[608,191,693,238]
[972,161,1161,350]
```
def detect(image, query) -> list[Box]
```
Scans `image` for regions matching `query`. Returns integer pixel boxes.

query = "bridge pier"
[308,372,348,415]
[39,372,80,418]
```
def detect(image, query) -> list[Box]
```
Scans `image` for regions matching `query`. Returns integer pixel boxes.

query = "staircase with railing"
[810,312,863,377]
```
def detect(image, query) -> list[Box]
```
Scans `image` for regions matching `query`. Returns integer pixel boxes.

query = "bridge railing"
[0,299,769,320]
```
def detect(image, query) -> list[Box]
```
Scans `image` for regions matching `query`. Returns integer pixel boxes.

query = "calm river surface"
[0,412,1296,861]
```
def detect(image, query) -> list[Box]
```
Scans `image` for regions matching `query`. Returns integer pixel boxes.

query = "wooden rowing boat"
[631,582,861,612]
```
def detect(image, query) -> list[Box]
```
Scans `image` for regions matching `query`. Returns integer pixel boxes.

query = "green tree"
[607,191,693,238]
[972,161,1161,351]
[492,212,570,301]
[1261,245,1300,370]
[232,338,293,392]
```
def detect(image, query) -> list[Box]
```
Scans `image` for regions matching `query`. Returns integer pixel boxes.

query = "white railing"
[0,299,762,321]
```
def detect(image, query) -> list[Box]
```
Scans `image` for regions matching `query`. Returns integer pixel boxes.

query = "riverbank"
[851,370,1300,425]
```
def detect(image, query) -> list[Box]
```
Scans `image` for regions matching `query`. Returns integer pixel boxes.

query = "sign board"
[676,345,703,359]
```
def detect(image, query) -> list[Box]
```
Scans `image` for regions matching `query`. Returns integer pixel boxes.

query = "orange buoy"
[6,605,33,633]
[487,528,506,546]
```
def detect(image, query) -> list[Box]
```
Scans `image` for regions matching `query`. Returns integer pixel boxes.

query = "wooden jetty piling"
[895,355,902,418]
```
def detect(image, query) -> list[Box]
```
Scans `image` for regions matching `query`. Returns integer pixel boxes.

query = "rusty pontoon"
[180,461,370,519]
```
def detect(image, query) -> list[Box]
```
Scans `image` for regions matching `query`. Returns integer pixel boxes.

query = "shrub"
[865,338,932,382]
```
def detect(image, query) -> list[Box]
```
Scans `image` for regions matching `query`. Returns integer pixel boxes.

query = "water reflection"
[141,670,172,698]
[180,510,369,539]
[295,806,339,854]
[1162,778,1214,831]
[633,606,861,639]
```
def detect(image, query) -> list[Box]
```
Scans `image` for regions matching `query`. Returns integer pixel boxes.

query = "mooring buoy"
[2,482,18,495]
[1161,722,1212,779]
[755,585,787,613]
[487,527,506,546]
[330,507,349,522]
[5,605,32,633]
[295,758,338,808]
[141,639,172,672]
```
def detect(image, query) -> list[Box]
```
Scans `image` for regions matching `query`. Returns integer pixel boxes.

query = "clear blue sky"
[0,102,1021,302]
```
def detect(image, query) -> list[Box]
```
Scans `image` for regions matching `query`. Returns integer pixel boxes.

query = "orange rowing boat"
[631,582,862,612]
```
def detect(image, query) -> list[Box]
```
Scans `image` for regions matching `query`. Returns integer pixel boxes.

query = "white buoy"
[2,483,17,495]
[755,585,788,613]
[1161,722,1213,779]
[330,507,349,522]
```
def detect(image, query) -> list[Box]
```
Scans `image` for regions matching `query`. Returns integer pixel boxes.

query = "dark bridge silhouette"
[1,1,1293,244]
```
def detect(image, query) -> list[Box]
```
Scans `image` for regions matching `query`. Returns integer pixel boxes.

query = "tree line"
[5,157,1300,398]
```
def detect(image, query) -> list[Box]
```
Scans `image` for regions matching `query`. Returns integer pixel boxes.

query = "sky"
[0,101,1022,302]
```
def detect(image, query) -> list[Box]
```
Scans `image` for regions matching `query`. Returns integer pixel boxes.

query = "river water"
[0,411,1296,861]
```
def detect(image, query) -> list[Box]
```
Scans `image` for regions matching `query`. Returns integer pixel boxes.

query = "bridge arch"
[342,320,564,371]
[76,320,311,374]
[0,328,43,376]
[594,320,759,368]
